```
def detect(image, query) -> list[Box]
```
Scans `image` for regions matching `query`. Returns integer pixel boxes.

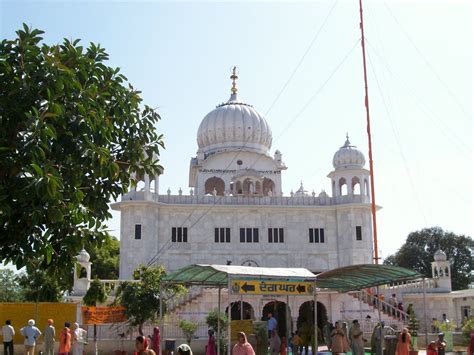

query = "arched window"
[255,181,262,195]
[235,181,243,194]
[352,177,361,195]
[339,178,347,196]
[263,178,275,196]
[205,177,225,196]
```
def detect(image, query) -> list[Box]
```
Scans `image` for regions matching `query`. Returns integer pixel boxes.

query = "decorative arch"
[225,301,254,321]
[262,301,289,338]
[263,178,275,196]
[297,301,328,343]
[364,179,370,196]
[235,181,242,194]
[205,176,225,196]
[339,177,347,196]
[352,176,361,195]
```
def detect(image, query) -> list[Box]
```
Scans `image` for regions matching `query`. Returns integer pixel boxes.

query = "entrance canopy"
[162,264,316,286]
[315,264,422,292]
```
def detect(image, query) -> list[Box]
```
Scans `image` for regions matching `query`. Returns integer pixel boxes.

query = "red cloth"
[152,327,161,354]
[468,331,474,355]
[427,342,437,355]
[396,333,411,355]
[59,328,71,354]
[206,334,217,355]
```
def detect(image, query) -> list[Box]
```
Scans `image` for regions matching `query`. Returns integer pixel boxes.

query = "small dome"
[434,250,447,261]
[333,135,366,170]
[77,248,90,263]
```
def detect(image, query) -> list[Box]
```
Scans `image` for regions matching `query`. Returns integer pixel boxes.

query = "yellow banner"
[231,280,314,295]
[81,306,127,324]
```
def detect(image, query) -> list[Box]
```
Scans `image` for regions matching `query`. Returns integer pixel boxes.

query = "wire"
[383,2,472,122]
[365,39,471,156]
[264,0,339,117]
[366,47,428,225]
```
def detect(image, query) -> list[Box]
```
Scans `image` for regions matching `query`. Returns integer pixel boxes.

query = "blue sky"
[1,0,472,260]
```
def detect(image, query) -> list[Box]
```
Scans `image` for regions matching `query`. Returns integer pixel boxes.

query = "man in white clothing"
[2,320,15,355]
[72,322,87,355]
[20,319,41,355]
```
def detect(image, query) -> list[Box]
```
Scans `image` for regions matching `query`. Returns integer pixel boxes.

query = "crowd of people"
[2,319,87,355]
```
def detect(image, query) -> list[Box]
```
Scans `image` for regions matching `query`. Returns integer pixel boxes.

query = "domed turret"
[332,134,365,170]
[196,67,272,157]
[434,249,447,261]
[77,248,90,263]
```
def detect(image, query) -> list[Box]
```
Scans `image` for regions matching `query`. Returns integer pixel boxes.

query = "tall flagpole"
[358,0,379,264]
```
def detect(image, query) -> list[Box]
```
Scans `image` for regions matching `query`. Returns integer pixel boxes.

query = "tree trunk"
[139,323,144,336]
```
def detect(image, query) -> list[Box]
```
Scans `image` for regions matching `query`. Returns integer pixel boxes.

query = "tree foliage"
[384,227,473,290]
[178,319,199,345]
[0,268,24,302]
[17,264,68,302]
[83,278,107,306]
[115,265,186,335]
[86,236,120,280]
[0,24,163,271]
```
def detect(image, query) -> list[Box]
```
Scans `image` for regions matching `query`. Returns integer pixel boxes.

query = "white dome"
[434,249,447,261]
[77,248,90,263]
[333,135,366,170]
[197,92,272,157]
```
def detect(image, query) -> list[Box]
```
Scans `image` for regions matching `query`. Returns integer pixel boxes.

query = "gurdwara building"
[112,73,374,280]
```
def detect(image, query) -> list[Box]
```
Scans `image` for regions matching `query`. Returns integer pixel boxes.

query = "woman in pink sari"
[232,331,255,355]
[206,329,217,355]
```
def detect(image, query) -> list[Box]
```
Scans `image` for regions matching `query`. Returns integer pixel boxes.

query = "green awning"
[315,264,422,292]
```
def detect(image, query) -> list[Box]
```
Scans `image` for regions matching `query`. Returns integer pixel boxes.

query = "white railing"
[352,289,410,322]
[122,191,371,206]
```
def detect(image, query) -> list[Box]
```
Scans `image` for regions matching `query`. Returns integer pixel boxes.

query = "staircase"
[350,289,410,322]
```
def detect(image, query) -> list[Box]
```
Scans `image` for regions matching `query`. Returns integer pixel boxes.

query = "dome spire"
[230,66,238,101]
[344,132,351,146]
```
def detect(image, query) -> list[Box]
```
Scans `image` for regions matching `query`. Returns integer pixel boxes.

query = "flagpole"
[358,0,379,264]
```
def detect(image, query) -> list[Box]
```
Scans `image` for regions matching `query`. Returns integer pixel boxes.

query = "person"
[435,332,447,355]
[2,320,15,355]
[406,304,414,317]
[206,329,216,355]
[426,341,437,355]
[395,328,411,355]
[20,319,41,355]
[373,321,390,355]
[280,335,287,355]
[398,303,405,321]
[330,321,350,354]
[267,312,277,339]
[58,322,71,355]
[467,329,474,355]
[291,331,303,355]
[176,343,193,355]
[232,331,255,355]
[390,294,398,316]
[350,320,365,355]
[43,319,56,355]
[269,329,281,355]
[135,335,156,355]
[72,322,87,355]
[379,294,385,312]
[151,327,161,355]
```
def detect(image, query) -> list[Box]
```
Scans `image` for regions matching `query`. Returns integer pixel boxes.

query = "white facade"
[112,73,375,280]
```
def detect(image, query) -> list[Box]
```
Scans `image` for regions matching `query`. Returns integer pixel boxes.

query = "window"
[268,228,284,243]
[172,227,188,243]
[135,224,142,240]
[240,228,259,243]
[215,228,231,243]
[356,226,362,241]
[309,228,325,243]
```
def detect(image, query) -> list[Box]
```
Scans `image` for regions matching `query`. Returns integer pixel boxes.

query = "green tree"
[83,278,107,306]
[178,319,199,345]
[0,268,23,302]
[384,227,473,290]
[17,266,67,302]
[115,265,186,335]
[85,236,120,280]
[0,24,163,271]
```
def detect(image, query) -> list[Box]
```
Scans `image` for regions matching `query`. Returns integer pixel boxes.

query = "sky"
[1,0,472,262]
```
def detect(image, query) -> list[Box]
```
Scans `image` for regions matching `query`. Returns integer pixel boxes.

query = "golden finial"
[230,66,238,95]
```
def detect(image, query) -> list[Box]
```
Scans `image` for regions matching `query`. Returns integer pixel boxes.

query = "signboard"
[81,306,127,324]
[231,280,314,295]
